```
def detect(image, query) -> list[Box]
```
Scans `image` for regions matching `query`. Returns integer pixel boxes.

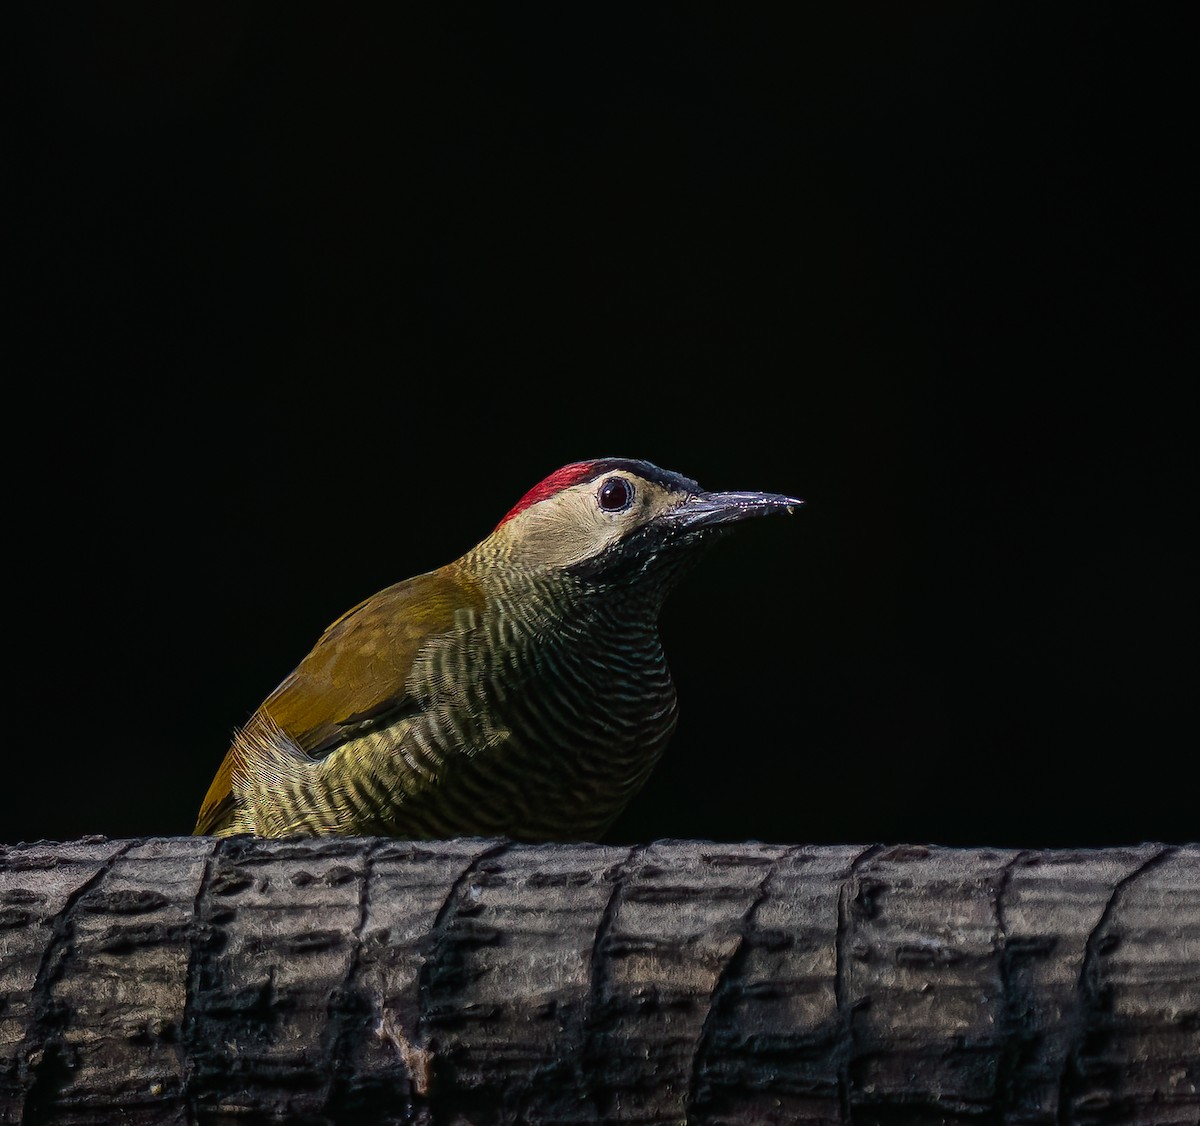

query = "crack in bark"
[19,838,134,1126]
[994,848,1027,946]
[418,838,512,1126]
[585,843,641,1013]
[179,836,221,1126]
[1055,844,1176,1125]
[504,843,644,1126]
[682,845,792,1122]
[582,842,642,1121]
[320,836,382,1120]
[991,848,1032,1118]
[834,843,883,1126]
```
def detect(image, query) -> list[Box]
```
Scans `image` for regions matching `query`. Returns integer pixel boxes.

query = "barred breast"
[264,573,676,839]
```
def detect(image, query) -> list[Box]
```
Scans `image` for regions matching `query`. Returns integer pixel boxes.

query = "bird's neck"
[468,550,667,640]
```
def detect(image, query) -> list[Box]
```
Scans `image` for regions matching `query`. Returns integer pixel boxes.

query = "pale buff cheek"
[513,495,624,569]
[502,482,676,570]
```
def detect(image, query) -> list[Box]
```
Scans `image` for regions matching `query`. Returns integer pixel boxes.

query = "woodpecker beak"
[661,490,804,531]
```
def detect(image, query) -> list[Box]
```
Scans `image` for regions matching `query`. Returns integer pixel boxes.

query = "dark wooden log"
[1,838,1196,1124]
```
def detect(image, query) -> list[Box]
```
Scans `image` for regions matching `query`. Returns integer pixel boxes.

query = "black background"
[9,7,1193,848]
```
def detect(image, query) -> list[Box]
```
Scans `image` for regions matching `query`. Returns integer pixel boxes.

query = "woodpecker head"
[479,458,802,597]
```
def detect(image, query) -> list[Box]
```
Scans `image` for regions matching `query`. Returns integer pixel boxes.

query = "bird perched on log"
[194,458,802,839]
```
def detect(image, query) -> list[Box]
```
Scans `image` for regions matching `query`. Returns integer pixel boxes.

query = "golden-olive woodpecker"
[194,458,801,839]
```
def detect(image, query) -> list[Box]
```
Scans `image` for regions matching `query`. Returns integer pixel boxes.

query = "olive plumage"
[194,458,801,839]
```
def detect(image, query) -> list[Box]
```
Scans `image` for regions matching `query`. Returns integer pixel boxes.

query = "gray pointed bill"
[661,489,804,531]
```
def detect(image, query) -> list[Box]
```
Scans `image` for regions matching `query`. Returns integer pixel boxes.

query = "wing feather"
[192,562,482,834]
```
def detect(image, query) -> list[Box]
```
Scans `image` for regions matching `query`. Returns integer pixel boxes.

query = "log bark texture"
[0,837,1196,1125]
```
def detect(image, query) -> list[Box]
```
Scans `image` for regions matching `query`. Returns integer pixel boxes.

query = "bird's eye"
[597,476,634,513]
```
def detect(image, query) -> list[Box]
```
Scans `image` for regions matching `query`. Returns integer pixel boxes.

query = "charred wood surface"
[0,838,1197,1124]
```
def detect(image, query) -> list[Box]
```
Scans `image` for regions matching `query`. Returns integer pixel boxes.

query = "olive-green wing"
[262,565,482,755]
[193,563,482,834]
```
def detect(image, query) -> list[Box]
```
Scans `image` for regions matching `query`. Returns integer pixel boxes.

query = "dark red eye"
[597,476,634,512]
